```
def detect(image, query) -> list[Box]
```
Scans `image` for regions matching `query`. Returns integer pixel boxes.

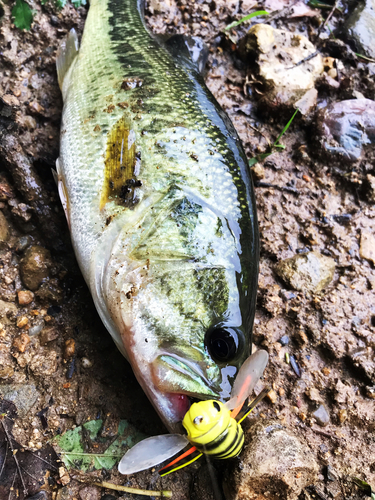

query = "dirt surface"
[0,0,374,499]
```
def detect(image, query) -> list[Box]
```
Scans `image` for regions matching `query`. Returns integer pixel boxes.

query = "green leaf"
[54,0,67,8]
[353,477,375,499]
[274,108,300,146]
[12,0,34,30]
[54,419,146,472]
[71,0,86,7]
[224,10,269,31]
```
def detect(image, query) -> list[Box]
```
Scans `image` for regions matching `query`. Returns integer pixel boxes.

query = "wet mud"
[0,0,374,499]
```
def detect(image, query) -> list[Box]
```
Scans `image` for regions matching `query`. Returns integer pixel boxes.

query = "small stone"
[305,387,324,404]
[365,386,375,399]
[278,334,290,345]
[36,279,63,303]
[64,338,75,359]
[360,231,375,265]
[0,384,39,417]
[29,350,57,376]
[16,316,28,328]
[17,290,34,305]
[251,163,265,181]
[278,387,285,396]
[275,251,335,294]
[78,486,101,500]
[322,367,330,376]
[20,246,52,291]
[299,412,307,421]
[294,88,317,116]
[338,409,347,423]
[312,404,330,426]
[365,174,375,204]
[267,389,278,404]
[344,0,375,59]
[39,325,59,344]
[12,333,30,352]
[224,419,318,500]
[0,211,9,242]
[81,357,92,368]
[295,329,308,346]
[0,300,17,324]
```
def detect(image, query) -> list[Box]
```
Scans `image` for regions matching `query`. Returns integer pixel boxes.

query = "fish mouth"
[145,353,221,432]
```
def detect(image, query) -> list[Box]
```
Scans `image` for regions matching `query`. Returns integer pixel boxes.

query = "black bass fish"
[56,0,259,432]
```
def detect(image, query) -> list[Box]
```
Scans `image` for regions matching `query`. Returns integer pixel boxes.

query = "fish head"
[97,197,258,432]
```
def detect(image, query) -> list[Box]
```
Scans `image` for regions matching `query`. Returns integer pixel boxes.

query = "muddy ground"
[0,0,374,499]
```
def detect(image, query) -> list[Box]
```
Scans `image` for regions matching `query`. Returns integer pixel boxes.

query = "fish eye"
[213,401,221,412]
[194,416,204,425]
[206,327,242,363]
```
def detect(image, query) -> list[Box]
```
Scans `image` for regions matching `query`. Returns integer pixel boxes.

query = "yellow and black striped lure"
[118,350,269,476]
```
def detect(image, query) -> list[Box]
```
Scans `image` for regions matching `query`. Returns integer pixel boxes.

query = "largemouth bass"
[56,0,259,432]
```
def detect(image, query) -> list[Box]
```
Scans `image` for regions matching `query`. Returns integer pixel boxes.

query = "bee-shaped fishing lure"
[118,350,269,476]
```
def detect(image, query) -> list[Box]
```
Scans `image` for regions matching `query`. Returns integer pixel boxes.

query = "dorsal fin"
[56,28,79,91]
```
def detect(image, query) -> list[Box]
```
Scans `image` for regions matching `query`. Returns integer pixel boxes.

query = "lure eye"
[206,327,243,363]
[193,416,203,425]
[213,401,221,412]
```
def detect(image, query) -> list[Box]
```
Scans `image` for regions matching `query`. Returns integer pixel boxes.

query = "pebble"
[20,245,52,291]
[278,334,289,345]
[0,383,39,417]
[29,350,57,376]
[365,174,375,204]
[39,325,59,344]
[316,99,375,162]
[81,357,93,368]
[224,419,318,499]
[0,299,17,324]
[0,210,9,242]
[366,386,375,399]
[267,389,278,404]
[64,338,76,359]
[275,251,336,294]
[344,0,375,59]
[79,486,101,500]
[312,404,330,426]
[338,409,347,424]
[28,318,45,336]
[17,290,34,305]
[16,316,28,328]
[238,24,323,106]
[12,333,30,352]
[360,231,375,265]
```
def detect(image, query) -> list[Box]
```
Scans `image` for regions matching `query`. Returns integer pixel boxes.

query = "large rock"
[344,0,375,59]
[238,24,323,106]
[316,99,375,163]
[224,420,318,500]
[275,251,335,294]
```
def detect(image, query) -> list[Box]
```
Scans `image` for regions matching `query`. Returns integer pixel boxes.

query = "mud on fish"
[56,0,259,432]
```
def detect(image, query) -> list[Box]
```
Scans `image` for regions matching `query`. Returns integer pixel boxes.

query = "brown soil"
[0,1,374,499]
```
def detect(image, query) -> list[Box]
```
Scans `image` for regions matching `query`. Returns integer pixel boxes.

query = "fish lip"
[152,352,221,400]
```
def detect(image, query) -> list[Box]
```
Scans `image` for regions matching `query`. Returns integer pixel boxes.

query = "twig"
[287,51,319,69]
[1,420,28,496]
[29,450,59,471]
[93,480,172,497]
[264,0,300,24]
[254,182,300,195]
[316,0,339,39]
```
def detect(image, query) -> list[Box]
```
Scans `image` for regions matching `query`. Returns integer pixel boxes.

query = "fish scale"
[57,0,259,431]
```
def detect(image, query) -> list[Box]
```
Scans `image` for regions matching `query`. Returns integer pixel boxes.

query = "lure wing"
[118,434,189,475]
[226,350,269,412]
